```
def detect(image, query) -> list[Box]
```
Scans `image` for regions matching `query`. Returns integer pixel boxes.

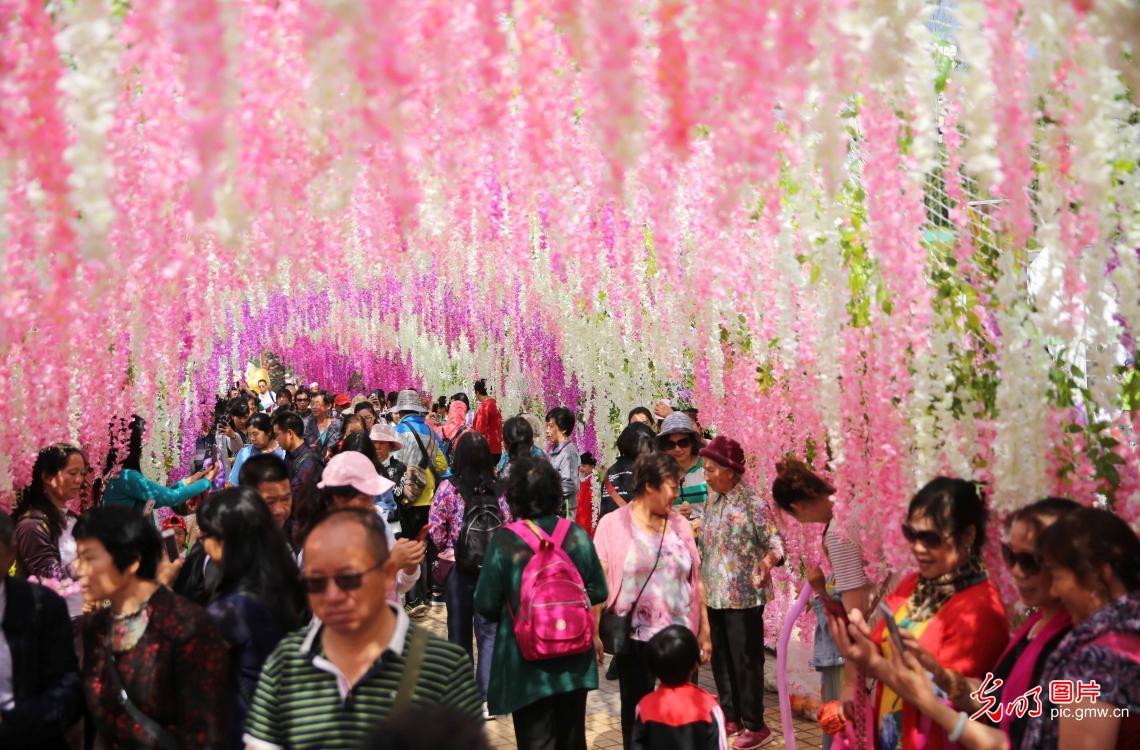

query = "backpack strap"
[549,518,572,547]
[508,519,550,554]
[392,625,430,714]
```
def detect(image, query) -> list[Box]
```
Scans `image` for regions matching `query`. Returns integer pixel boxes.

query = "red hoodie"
[473,397,503,454]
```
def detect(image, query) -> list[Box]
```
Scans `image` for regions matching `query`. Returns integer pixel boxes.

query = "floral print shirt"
[617,523,695,642]
[697,482,785,609]
[428,479,513,553]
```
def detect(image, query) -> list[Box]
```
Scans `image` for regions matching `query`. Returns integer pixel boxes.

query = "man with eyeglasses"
[292,388,321,449]
[657,412,707,519]
[242,509,481,750]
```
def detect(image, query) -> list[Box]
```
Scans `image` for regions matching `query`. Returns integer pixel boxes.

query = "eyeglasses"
[1000,543,1042,575]
[301,562,384,595]
[661,436,693,450]
[900,524,948,550]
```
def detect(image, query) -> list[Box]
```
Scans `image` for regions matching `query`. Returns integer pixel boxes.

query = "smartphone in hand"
[879,602,907,654]
[161,528,180,562]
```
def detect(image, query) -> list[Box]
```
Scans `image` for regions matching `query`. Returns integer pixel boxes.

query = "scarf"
[906,555,988,622]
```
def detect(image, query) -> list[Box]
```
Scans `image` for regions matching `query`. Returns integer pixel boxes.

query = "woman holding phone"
[771,456,869,750]
[869,477,1009,750]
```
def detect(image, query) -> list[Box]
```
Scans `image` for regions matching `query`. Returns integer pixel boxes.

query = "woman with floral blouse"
[74,505,228,749]
[697,436,785,750]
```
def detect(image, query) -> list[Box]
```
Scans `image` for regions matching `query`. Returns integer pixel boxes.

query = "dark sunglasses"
[900,524,947,549]
[301,562,383,595]
[1000,543,1042,575]
[660,436,693,450]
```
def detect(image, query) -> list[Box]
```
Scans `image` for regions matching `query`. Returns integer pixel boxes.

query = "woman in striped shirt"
[772,457,871,750]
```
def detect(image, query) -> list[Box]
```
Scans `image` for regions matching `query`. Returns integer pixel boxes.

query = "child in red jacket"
[632,626,729,750]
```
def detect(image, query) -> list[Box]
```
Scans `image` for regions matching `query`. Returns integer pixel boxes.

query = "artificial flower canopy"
[2,0,1138,613]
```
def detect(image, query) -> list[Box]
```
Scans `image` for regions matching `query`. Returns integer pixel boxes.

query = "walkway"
[419,606,825,749]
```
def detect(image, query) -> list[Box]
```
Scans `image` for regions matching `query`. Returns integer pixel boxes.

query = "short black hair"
[545,407,575,436]
[247,412,273,434]
[307,508,391,565]
[632,452,683,496]
[627,406,654,424]
[272,410,306,440]
[616,422,657,460]
[0,510,13,549]
[473,379,488,397]
[907,477,988,556]
[354,401,377,415]
[361,706,490,750]
[239,453,289,487]
[504,456,563,519]
[1038,507,1140,592]
[502,416,535,461]
[277,390,293,402]
[258,378,268,385]
[74,505,162,580]
[646,625,700,686]
[580,452,596,467]
[1007,496,1082,532]
[228,398,251,419]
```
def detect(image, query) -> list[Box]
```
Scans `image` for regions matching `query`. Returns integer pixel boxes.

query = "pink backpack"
[507,518,594,661]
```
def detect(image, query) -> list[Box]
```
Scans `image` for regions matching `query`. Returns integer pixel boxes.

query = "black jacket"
[172,541,223,607]
[0,577,84,749]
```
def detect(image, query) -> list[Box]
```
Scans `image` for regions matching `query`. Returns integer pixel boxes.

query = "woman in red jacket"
[872,477,1009,750]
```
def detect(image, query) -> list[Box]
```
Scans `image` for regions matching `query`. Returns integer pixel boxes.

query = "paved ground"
[418,606,825,749]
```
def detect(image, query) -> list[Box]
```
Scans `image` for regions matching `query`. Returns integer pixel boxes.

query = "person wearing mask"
[771,457,871,750]
[0,510,85,749]
[256,379,276,412]
[312,391,343,459]
[601,423,657,519]
[271,410,323,515]
[472,379,504,460]
[12,444,89,619]
[370,422,408,521]
[496,416,545,480]
[99,416,218,510]
[870,478,1009,750]
[228,412,286,487]
[238,453,295,535]
[474,456,608,750]
[242,509,482,749]
[198,487,308,749]
[697,437,784,749]
[656,413,707,519]
[593,452,711,750]
[545,407,581,519]
[75,506,228,748]
[292,388,322,448]
[392,389,450,614]
[428,431,512,710]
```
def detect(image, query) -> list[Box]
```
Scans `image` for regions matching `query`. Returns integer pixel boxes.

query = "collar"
[300,601,410,658]
[685,456,703,474]
[302,603,412,700]
[550,439,569,455]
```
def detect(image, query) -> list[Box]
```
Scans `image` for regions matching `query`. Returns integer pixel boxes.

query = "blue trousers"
[446,564,496,702]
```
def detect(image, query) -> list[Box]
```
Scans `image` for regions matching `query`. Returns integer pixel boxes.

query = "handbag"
[103,620,183,750]
[599,515,667,656]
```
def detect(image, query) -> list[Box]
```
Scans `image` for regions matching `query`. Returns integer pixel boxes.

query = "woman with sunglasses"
[871,477,1009,750]
[198,487,308,749]
[894,498,1079,748]
[656,412,706,520]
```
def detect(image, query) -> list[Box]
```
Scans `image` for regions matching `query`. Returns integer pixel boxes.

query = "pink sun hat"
[317,451,395,496]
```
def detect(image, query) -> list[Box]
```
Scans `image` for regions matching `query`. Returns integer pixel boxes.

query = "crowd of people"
[2,377,1138,750]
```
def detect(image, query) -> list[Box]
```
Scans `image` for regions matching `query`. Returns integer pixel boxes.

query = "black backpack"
[441,427,467,461]
[455,489,504,573]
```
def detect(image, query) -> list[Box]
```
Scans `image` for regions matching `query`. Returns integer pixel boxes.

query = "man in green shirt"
[243,509,481,750]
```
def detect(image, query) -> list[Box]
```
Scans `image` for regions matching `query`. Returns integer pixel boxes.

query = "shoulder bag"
[598,515,667,656]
